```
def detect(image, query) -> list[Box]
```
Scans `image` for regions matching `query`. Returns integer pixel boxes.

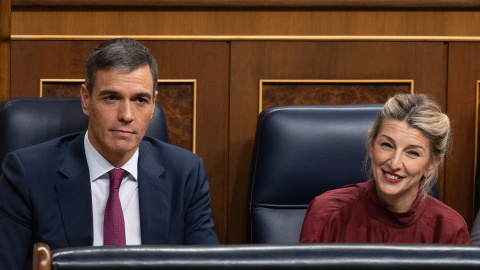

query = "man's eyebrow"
[97,90,153,100]
[98,90,119,96]
[134,92,153,100]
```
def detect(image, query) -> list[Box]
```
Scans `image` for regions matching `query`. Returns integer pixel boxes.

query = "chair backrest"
[249,104,383,244]
[34,242,480,270]
[0,97,168,172]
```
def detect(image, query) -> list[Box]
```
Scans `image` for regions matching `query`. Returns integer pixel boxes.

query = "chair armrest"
[33,243,51,270]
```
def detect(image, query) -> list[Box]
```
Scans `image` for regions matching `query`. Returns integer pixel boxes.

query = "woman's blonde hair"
[368,93,450,195]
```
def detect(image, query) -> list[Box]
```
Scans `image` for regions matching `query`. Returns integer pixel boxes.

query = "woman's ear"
[425,157,441,178]
[368,143,374,159]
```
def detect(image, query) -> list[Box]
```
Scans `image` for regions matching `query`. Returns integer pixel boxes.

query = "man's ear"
[150,90,158,120]
[80,84,90,116]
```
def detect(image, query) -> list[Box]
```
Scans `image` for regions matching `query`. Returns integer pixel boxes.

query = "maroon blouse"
[299,179,470,244]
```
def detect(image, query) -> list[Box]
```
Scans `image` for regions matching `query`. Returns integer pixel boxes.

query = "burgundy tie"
[104,168,126,245]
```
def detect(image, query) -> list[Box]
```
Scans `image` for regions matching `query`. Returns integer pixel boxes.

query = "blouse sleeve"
[299,185,359,243]
[451,219,471,244]
[299,196,326,243]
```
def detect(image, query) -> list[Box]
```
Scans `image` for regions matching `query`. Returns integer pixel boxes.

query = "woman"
[299,93,470,244]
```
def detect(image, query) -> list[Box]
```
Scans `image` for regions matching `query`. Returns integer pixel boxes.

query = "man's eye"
[134,97,151,104]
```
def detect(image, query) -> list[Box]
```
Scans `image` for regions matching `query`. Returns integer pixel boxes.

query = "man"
[0,38,218,269]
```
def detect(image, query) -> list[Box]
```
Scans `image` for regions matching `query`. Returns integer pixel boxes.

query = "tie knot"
[108,169,126,190]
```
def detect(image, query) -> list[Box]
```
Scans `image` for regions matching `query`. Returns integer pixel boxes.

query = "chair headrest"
[250,104,383,206]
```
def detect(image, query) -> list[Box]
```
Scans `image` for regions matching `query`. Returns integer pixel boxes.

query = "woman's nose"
[389,151,403,170]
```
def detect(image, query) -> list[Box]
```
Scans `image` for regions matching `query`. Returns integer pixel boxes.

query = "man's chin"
[109,142,140,154]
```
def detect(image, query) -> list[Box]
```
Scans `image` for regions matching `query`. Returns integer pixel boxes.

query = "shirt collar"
[84,130,139,182]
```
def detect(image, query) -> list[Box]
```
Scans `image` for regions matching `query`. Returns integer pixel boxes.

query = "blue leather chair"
[0,97,168,172]
[249,104,384,244]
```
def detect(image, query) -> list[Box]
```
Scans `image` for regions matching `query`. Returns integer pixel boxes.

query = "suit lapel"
[138,141,171,244]
[56,133,94,247]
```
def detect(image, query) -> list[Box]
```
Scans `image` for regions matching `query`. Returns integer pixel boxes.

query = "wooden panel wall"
[447,43,480,230]
[10,0,480,8]
[9,10,480,37]
[2,1,480,244]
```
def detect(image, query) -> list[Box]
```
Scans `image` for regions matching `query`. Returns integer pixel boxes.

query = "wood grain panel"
[11,40,230,243]
[261,81,411,112]
[40,79,196,153]
[0,0,10,101]
[155,82,195,152]
[12,0,480,8]
[41,80,82,97]
[229,41,446,243]
[447,43,479,229]
[11,10,480,37]
[0,0,9,41]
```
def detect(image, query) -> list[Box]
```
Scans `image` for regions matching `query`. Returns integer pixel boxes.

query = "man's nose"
[118,101,134,122]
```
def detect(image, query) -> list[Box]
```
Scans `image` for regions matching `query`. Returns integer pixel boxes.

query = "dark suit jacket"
[0,132,218,270]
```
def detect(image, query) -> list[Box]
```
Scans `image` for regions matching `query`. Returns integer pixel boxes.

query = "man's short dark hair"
[85,38,158,95]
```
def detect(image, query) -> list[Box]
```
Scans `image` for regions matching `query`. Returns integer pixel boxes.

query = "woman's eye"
[380,142,392,148]
[408,151,420,157]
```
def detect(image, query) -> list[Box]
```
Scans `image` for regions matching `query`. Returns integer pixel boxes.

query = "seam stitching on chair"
[251,204,309,209]
[0,98,81,113]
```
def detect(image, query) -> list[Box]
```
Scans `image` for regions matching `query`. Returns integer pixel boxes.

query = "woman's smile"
[382,170,403,183]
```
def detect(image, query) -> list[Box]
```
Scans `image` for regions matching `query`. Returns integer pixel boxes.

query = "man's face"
[81,66,156,166]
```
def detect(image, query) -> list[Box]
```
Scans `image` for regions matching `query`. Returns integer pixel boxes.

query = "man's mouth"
[111,129,135,135]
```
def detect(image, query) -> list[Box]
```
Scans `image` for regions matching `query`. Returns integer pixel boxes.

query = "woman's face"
[369,119,436,212]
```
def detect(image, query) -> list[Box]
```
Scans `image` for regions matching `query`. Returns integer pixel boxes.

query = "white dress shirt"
[84,130,142,245]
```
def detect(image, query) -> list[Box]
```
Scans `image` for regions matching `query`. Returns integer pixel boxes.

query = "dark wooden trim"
[0,0,10,101]
[33,242,51,270]
[11,0,480,8]
[0,0,10,39]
